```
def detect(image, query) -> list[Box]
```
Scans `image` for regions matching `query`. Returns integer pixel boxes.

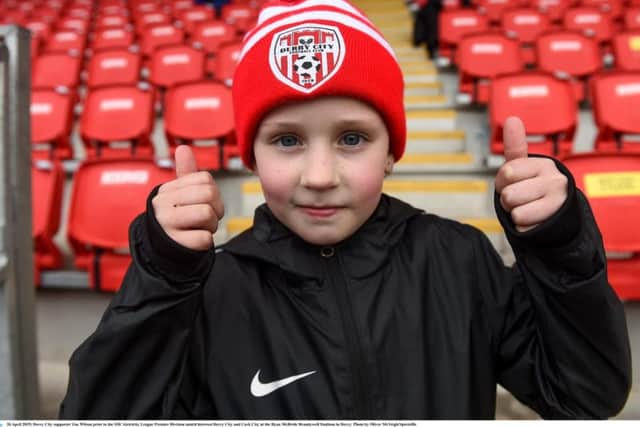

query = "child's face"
[253,96,393,246]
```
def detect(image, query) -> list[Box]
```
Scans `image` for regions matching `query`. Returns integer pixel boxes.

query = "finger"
[158,171,215,193]
[499,177,547,212]
[510,194,566,229]
[169,229,215,251]
[494,157,554,193]
[158,183,223,213]
[161,204,219,232]
[503,116,528,162]
[175,145,199,178]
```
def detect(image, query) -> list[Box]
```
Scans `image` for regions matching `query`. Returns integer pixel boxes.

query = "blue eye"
[276,135,299,147]
[342,133,364,146]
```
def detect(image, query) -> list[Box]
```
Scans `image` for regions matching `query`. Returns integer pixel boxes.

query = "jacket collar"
[221,194,423,280]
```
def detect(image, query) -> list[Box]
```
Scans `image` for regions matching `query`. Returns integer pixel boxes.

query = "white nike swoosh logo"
[250,369,316,397]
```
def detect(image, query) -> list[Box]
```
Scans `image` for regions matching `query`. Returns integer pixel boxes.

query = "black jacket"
[60,163,631,419]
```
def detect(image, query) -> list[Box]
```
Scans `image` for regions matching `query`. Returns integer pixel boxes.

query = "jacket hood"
[221,194,423,280]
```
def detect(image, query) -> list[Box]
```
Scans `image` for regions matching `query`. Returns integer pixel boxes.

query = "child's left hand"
[494,116,568,232]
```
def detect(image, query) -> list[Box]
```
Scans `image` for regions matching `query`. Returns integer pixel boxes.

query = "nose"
[300,145,339,190]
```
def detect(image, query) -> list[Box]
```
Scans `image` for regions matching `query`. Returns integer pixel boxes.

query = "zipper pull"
[320,246,335,258]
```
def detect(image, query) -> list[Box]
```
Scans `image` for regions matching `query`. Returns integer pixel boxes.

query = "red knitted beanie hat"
[232,0,406,168]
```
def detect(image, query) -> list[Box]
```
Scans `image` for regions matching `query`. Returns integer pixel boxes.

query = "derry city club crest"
[269,24,345,94]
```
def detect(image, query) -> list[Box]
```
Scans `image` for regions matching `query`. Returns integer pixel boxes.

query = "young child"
[60,0,631,419]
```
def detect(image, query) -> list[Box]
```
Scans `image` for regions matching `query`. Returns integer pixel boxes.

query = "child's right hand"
[152,145,225,251]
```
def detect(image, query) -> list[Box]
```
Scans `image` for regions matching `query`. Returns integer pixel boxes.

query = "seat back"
[457,33,523,79]
[476,0,524,23]
[32,161,64,281]
[140,24,185,57]
[502,8,550,43]
[31,89,74,159]
[624,8,640,30]
[532,0,572,22]
[213,41,242,85]
[164,81,235,169]
[536,30,601,77]
[92,27,135,52]
[80,86,154,158]
[150,44,205,88]
[45,30,86,54]
[135,11,172,34]
[563,153,640,300]
[32,52,82,90]
[439,9,489,47]
[67,158,175,290]
[613,31,640,71]
[192,20,237,54]
[87,49,141,89]
[490,72,576,156]
[177,6,215,34]
[95,14,130,31]
[564,7,613,43]
[221,4,258,34]
[68,159,176,252]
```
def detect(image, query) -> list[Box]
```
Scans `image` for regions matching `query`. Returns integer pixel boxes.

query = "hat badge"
[269,23,345,94]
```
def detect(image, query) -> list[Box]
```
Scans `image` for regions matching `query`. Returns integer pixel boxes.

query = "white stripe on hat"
[239,9,396,62]
[257,0,369,26]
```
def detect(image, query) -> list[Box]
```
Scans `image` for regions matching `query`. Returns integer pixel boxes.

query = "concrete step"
[404,94,449,109]
[406,109,456,131]
[403,68,438,83]
[406,130,465,152]
[394,152,474,173]
[405,81,442,96]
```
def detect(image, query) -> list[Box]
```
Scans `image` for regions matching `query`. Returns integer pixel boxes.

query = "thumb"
[175,145,198,178]
[503,116,528,162]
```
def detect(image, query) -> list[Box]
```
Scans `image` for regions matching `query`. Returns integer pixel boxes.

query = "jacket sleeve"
[482,157,632,419]
[59,186,215,419]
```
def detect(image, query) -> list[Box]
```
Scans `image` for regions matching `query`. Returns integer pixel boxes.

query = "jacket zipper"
[321,246,371,418]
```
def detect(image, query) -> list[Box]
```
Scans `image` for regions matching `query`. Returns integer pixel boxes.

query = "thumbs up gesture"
[494,117,568,232]
[152,145,225,250]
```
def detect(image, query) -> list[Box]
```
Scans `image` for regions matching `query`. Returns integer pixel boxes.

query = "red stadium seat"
[489,72,577,157]
[438,9,489,67]
[456,33,523,104]
[45,30,86,54]
[87,50,141,89]
[502,8,550,64]
[32,161,64,286]
[32,52,82,90]
[140,24,185,57]
[532,0,571,23]
[221,4,258,34]
[164,81,235,170]
[562,153,640,300]
[57,17,90,35]
[624,8,640,31]
[564,7,613,45]
[149,44,205,88]
[211,41,242,85]
[177,5,215,34]
[476,0,524,23]
[31,89,74,160]
[536,31,601,101]
[580,0,623,22]
[91,27,135,52]
[80,86,155,159]
[171,0,197,13]
[94,14,130,30]
[25,20,52,41]
[612,31,640,71]
[590,71,640,153]
[135,11,172,33]
[67,159,175,291]
[192,20,237,54]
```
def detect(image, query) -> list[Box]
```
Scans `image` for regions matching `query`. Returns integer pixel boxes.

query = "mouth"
[297,205,343,218]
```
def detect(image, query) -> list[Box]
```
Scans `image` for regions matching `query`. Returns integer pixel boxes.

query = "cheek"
[257,165,296,203]
[347,163,387,201]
